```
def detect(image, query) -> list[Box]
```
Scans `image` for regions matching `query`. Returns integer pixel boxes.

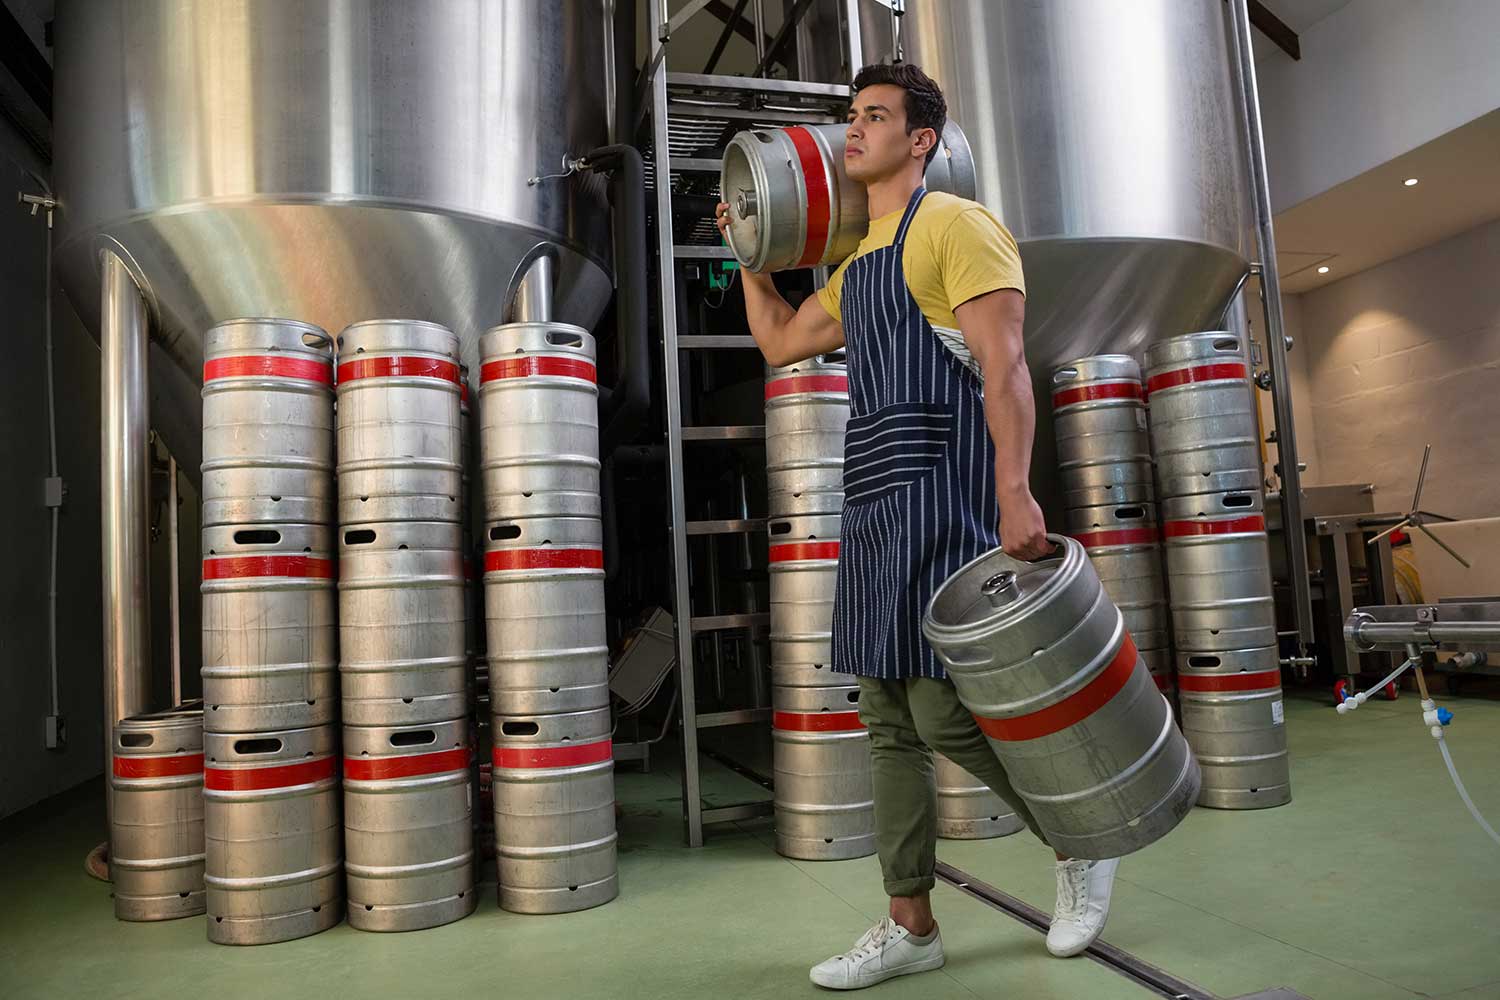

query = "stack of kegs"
[1143,332,1290,810]
[335,320,477,929]
[764,354,875,861]
[478,320,618,913]
[199,318,342,943]
[1051,355,1175,699]
[110,704,206,921]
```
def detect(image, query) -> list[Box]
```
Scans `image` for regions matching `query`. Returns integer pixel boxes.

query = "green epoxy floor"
[4,695,1499,1000]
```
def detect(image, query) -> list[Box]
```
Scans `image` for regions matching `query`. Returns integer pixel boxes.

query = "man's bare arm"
[953,288,1050,561]
[717,202,845,367]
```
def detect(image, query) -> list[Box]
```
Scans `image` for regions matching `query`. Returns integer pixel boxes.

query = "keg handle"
[981,570,1022,608]
[722,188,755,268]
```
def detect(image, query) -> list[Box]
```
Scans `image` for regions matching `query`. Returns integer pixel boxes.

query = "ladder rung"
[678,335,758,350]
[701,800,775,824]
[671,156,723,172]
[682,425,765,441]
[685,518,766,536]
[674,245,734,260]
[690,612,769,632]
[696,707,771,729]
[666,71,849,100]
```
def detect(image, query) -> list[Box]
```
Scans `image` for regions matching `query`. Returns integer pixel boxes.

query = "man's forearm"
[983,357,1036,498]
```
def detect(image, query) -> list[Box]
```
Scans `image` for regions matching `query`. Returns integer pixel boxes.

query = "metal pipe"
[40,194,60,723]
[510,254,556,324]
[752,0,767,71]
[100,249,152,822]
[168,454,181,707]
[589,144,651,456]
[1228,0,1314,650]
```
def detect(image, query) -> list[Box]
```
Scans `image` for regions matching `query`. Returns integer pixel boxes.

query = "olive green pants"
[857,675,1049,897]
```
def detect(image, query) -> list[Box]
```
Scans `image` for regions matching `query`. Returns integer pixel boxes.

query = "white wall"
[1257,0,1500,213]
[1291,217,1500,519]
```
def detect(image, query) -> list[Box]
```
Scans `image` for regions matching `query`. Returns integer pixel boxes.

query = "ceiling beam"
[1247,0,1301,61]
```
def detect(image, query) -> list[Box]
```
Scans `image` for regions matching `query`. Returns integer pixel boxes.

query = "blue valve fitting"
[1437,707,1454,726]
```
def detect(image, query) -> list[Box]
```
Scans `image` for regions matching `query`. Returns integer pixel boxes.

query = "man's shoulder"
[916,190,989,224]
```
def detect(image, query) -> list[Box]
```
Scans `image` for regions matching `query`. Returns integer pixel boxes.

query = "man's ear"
[913,126,937,160]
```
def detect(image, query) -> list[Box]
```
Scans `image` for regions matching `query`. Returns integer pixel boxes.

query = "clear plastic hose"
[1436,735,1500,847]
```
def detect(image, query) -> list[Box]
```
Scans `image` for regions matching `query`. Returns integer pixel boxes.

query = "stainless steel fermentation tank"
[52,1,622,785]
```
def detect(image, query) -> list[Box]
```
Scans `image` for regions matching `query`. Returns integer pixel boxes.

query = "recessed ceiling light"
[1404,177,1419,187]
[1317,266,1331,274]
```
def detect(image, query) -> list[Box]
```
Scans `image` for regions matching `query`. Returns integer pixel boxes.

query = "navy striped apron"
[829,187,1001,681]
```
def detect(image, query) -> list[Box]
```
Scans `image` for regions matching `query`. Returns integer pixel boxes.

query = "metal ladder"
[643,0,863,846]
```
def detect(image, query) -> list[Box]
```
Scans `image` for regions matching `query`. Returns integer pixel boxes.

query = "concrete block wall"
[1290,218,1500,520]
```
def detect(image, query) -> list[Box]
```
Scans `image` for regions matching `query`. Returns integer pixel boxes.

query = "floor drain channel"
[933,860,1215,1000]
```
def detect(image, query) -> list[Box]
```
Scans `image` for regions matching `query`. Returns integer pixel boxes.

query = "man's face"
[844,83,933,184]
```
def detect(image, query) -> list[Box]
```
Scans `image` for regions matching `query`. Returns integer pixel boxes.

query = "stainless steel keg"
[1144,332,1261,497]
[1064,502,1170,653]
[1051,355,1153,506]
[771,684,876,861]
[1176,647,1290,809]
[1161,490,1276,652]
[765,354,849,518]
[769,513,846,688]
[934,753,1025,841]
[200,524,337,732]
[923,535,1200,859]
[111,707,206,921]
[201,318,335,526]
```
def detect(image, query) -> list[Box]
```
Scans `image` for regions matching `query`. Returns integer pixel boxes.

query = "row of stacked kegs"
[1051,331,1292,811]
[763,351,1022,859]
[108,315,619,941]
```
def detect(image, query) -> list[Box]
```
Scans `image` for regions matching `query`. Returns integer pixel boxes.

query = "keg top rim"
[922,534,1086,637]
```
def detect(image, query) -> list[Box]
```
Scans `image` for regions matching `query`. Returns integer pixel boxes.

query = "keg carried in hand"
[111,708,206,921]
[765,354,849,517]
[1144,332,1261,497]
[934,753,1025,841]
[336,319,463,524]
[722,121,975,272]
[204,726,342,945]
[771,684,876,861]
[923,535,1199,860]
[1161,490,1276,653]
[490,706,617,914]
[769,514,845,687]
[342,718,477,931]
[1051,355,1153,507]
[482,515,608,716]
[201,524,337,732]
[479,321,600,520]
[1176,647,1290,809]
[200,318,334,527]
[339,520,467,726]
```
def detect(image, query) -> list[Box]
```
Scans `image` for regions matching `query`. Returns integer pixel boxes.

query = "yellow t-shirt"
[816,191,1025,329]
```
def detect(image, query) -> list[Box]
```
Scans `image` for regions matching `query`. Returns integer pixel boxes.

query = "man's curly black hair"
[851,62,947,165]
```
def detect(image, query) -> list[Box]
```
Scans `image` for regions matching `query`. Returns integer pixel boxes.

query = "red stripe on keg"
[491,739,613,769]
[786,126,831,268]
[1051,381,1142,409]
[343,747,469,781]
[336,356,461,385]
[112,752,204,779]
[204,756,337,791]
[203,355,332,385]
[201,555,334,580]
[479,356,598,384]
[1069,527,1158,548]
[973,632,1139,742]
[1177,670,1282,693]
[772,710,865,732]
[769,541,841,562]
[1144,362,1247,397]
[764,374,849,400]
[1163,515,1266,538]
[484,548,604,572]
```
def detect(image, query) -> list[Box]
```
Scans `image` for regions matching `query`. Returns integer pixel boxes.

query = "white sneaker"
[809,917,946,990]
[1046,857,1120,957]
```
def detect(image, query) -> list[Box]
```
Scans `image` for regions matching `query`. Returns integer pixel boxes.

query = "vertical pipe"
[1228,0,1314,650]
[510,254,556,324]
[168,454,181,707]
[100,249,152,823]
[752,0,767,72]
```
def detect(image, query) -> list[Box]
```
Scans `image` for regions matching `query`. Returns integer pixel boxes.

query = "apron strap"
[893,187,927,246]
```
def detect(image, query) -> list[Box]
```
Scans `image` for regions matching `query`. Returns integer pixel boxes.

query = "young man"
[715,63,1121,990]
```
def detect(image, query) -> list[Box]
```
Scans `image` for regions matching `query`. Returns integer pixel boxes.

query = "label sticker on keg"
[1271,700,1285,726]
